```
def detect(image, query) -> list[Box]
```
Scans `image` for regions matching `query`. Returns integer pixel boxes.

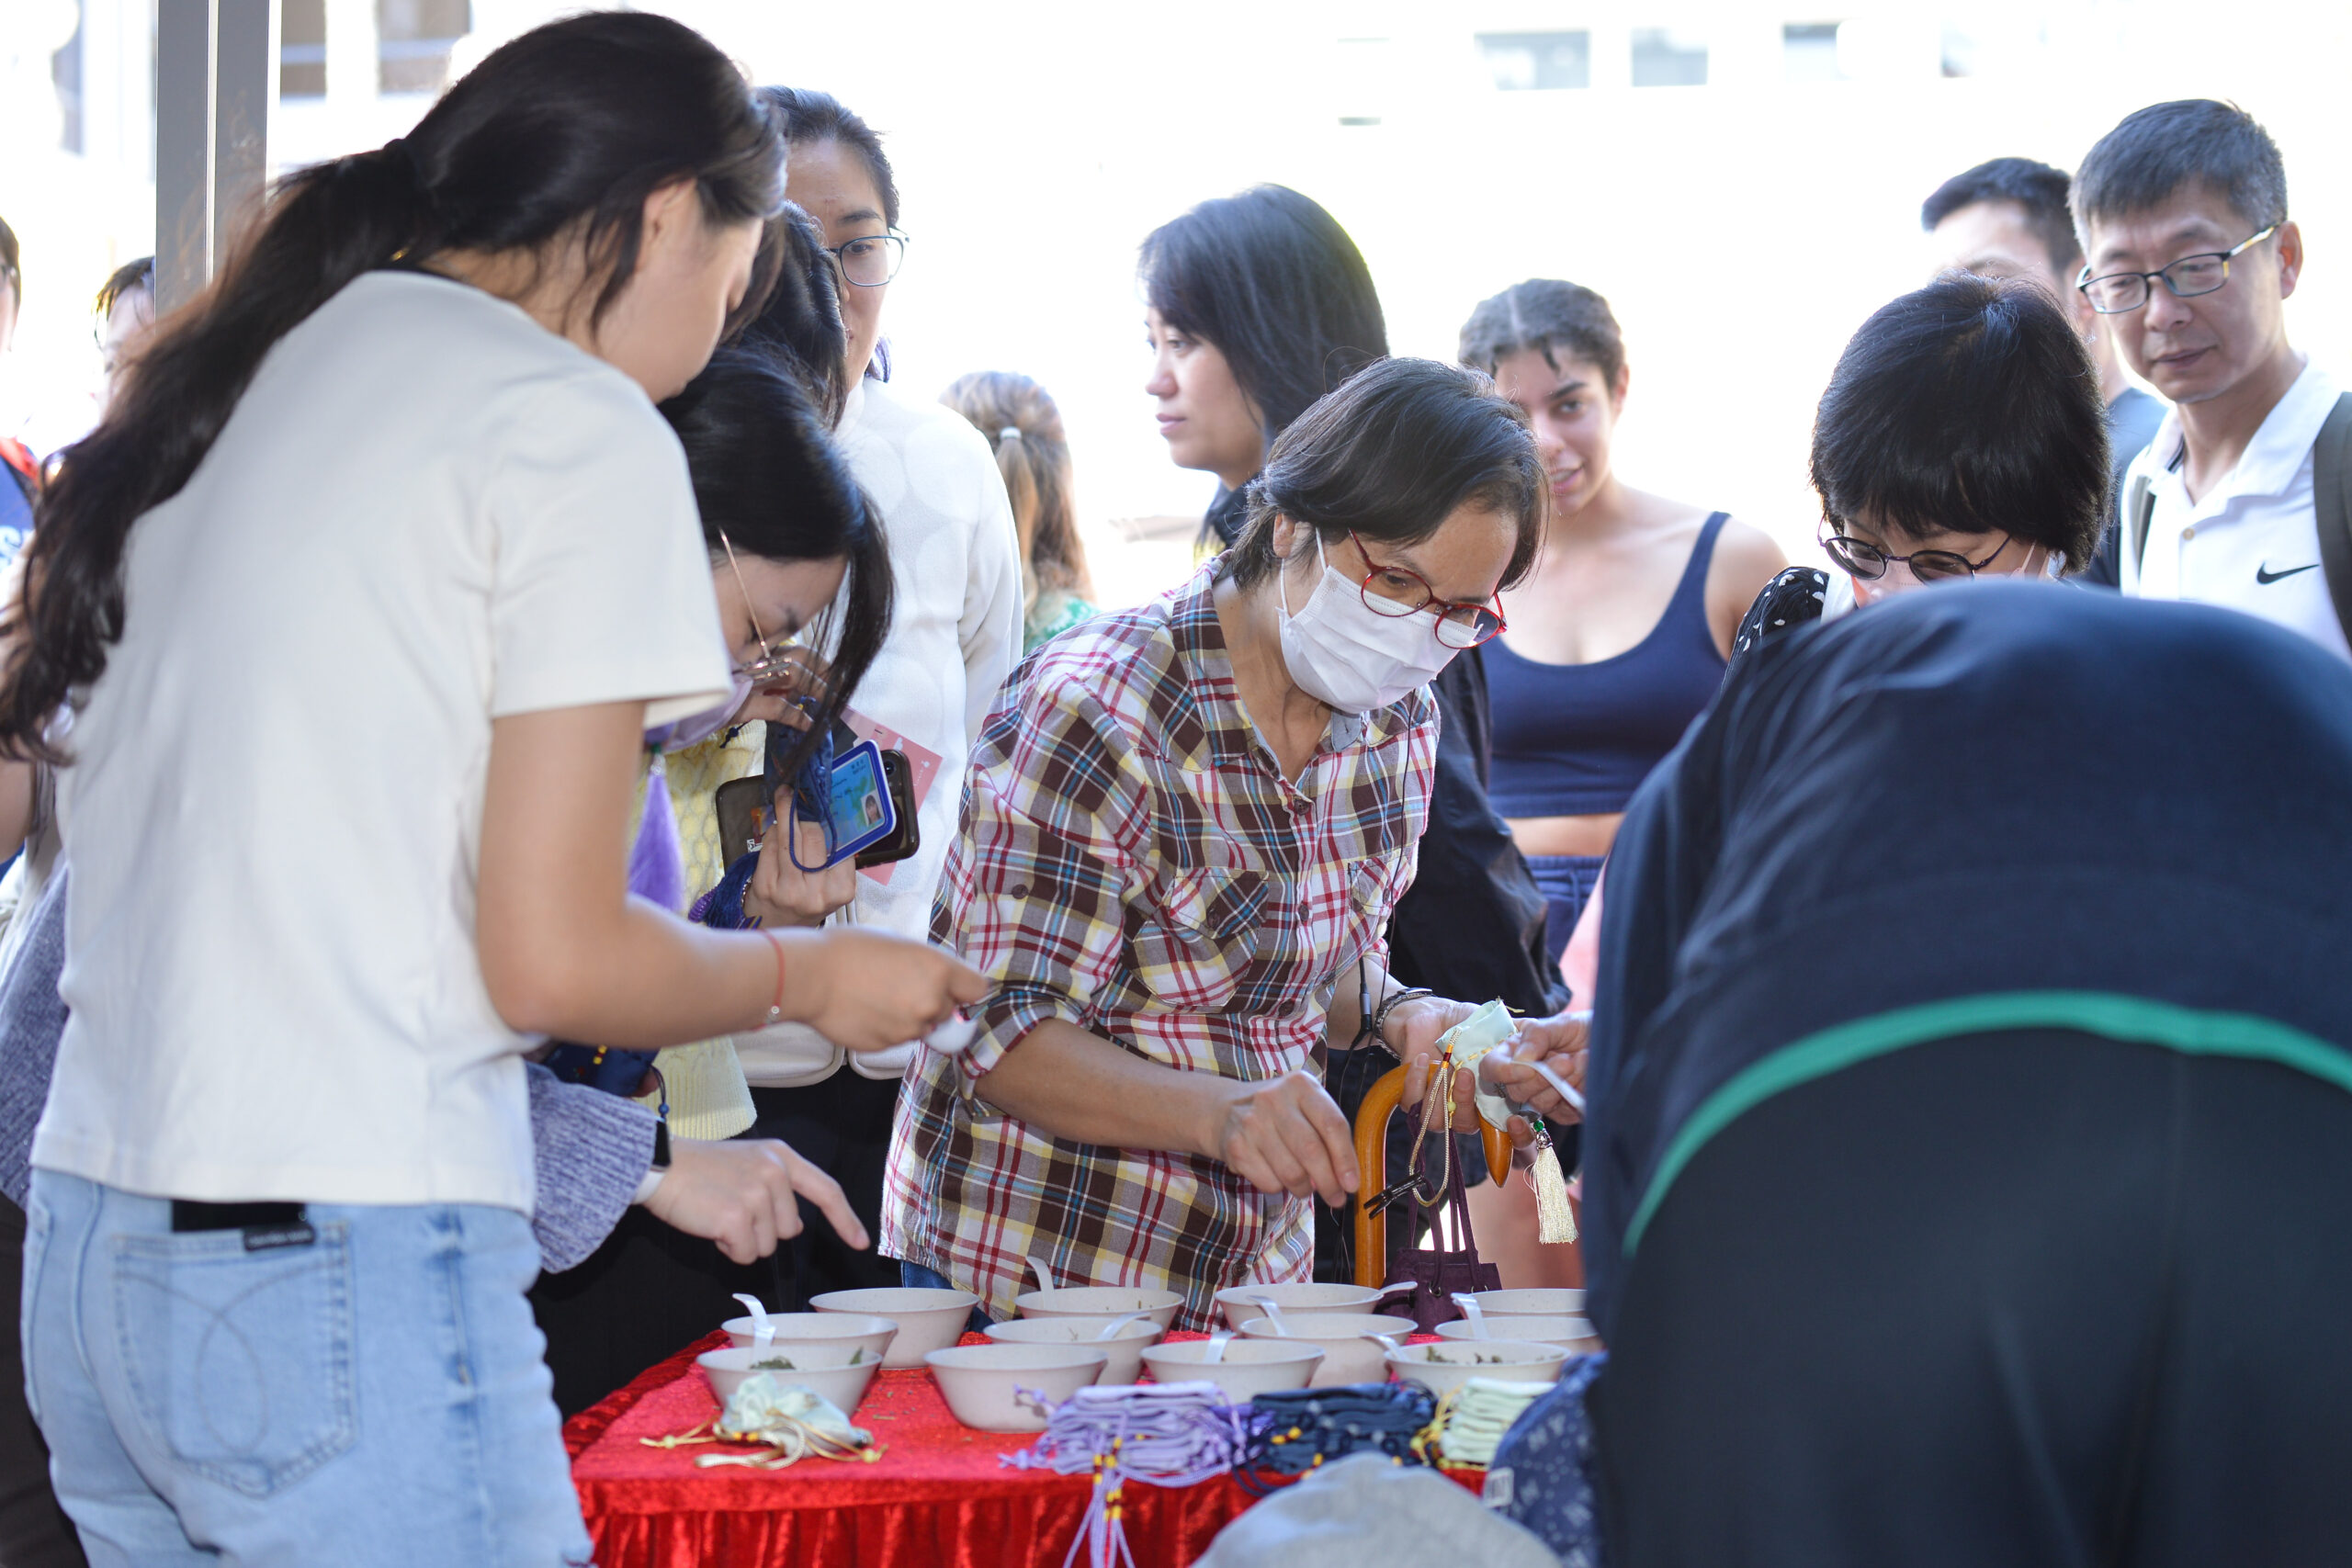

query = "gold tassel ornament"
[1439,999,1579,1246]
[1525,1120,1577,1245]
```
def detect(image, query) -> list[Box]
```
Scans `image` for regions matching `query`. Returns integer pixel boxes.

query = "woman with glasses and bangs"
[1728,271,2108,660]
[570,204,880,1178]
[1147,188,1578,1292]
[745,86,1025,1311]
[526,335,900,1415]
[884,357,1589,1330]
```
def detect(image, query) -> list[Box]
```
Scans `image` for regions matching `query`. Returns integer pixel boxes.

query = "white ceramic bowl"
[1237,1313,1419,1387]
[1385,1339,1571,1398]
[925,1343,1110,1432]
[1435,1315,1601,1354]
[1213,1281,1388,1331]
[1141,1338,1326,1401]
[697,1342,883,1414]
[721,1311,898,1365]
[1460,1288,1585,1319]
[1013,1286,1183,1332]
[809,1287,978,1369]
[985,1316,1162,1383]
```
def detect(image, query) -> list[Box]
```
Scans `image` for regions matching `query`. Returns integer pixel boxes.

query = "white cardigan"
[733,376,1023,1085]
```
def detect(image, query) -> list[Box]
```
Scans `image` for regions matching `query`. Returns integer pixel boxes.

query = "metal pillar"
[155,0,274,314]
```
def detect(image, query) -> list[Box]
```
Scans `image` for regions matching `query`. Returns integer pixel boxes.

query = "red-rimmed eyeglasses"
[1345,531,1508,649]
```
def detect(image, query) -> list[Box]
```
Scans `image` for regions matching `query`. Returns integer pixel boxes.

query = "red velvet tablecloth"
[566,1332,1270,1568]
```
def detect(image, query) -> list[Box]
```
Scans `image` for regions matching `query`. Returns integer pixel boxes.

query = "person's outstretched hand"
[745,810,858,927]
[1480,1010,1591,1125]
[643,1135,865,1265]
[1389,996,1485,1133]
[1204,1070,1360,1208]
[779,929,987,1051]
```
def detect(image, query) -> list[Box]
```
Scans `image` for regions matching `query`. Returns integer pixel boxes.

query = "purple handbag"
[1382,1089,1500,1333]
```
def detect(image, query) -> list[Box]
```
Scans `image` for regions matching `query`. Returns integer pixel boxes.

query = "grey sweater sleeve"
[526,1062,658,1274]
[0,866,69,1210]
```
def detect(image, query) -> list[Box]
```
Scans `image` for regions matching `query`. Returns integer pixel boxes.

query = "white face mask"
[1277,533,1463,714]
[643,670,752,752]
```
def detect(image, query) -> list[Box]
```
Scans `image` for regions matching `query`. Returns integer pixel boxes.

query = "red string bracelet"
[759,928,786,1027]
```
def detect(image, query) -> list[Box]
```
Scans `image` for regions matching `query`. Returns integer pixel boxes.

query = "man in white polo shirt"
[2075,99,2351,660]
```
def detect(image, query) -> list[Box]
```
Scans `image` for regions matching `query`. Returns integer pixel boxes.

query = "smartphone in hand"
[717,724,921,872]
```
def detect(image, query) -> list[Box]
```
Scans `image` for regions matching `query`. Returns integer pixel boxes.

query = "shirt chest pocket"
[1129,866,1269,1013]
[1340,854,1408,965]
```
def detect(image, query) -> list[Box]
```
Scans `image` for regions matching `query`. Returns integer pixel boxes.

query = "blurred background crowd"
[3,0,2347,601]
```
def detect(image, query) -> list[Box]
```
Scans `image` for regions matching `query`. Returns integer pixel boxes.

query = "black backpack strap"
[2312,392,2352,648]
[2126,471,2157,582]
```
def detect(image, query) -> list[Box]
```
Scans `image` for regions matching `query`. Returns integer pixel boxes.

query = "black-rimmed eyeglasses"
[1821,525,2009,583]
[822,231,910,289]
[2076,225,2277,315]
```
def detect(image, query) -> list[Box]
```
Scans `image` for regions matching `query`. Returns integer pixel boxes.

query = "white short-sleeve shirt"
[36,272,731,1212]
[2120,357,2350,661]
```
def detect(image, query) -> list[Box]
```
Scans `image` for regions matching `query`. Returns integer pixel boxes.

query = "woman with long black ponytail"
[1,14,980,1562]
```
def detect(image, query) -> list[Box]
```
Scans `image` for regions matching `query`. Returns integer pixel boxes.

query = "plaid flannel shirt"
[883,565,1437,1329]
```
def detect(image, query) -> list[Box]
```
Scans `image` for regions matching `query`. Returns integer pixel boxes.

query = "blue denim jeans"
[898,1261,995,1332]
[22,1170,592,1568]
[1526,852,1607,970]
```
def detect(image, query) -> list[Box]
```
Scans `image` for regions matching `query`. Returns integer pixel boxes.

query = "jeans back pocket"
[111,1222,357,1497]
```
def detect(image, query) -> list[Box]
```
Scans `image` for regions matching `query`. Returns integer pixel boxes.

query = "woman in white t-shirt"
[0,16,981,1565]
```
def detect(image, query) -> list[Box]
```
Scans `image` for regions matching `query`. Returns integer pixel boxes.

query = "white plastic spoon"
[1453,1293,1492,1340]
[1521,1056,1586,1116]
[731,1292,775,1348]
[1204,1331,1234,1364]
[1026,1254,1056,1296]
[1092,1311,1154,1340]
[1248,1294,1292,1337]
[1374,1280,1419,1303]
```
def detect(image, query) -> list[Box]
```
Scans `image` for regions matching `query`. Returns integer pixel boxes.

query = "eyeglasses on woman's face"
[1346,531,1507,648]
[1821,525,2010,584]
[718,532,827,693]
[2075,225,2277,315]
[822,231,909,289]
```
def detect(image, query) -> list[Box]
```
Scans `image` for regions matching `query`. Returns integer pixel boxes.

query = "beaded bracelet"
[1369,986,1437,1052]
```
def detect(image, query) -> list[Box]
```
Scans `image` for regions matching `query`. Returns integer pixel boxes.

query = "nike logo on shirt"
[2257,562,2320,585]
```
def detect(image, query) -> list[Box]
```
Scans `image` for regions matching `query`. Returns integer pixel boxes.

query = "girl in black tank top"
[1461,281,1786,966]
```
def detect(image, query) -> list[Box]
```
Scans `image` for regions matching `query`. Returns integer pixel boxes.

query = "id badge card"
[814,737,898,865]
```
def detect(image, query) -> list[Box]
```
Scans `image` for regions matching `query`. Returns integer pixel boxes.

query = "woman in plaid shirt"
[885,359,1593,1328]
